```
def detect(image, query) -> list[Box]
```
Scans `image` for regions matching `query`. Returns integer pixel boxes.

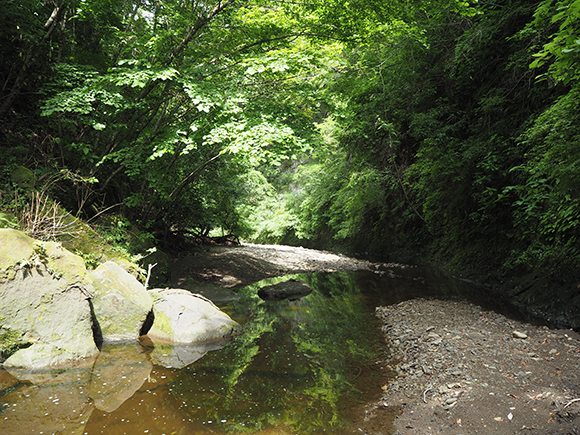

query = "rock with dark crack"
[146,288,241,343]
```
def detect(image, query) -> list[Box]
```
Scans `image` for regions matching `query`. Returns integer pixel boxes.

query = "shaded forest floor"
[172,243,580,435]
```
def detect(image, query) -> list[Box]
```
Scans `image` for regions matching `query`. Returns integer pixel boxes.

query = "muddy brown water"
[0,267,527,435]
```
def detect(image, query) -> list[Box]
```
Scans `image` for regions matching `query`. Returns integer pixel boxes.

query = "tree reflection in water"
[170,272,387,434]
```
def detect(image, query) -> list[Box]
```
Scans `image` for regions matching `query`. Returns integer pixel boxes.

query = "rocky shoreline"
[374,298,580,435]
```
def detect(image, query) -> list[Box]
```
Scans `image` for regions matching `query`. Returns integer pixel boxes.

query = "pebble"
[512,331,528,339]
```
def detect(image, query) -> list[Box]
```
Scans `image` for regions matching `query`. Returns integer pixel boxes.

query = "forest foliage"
[1,0,578,282]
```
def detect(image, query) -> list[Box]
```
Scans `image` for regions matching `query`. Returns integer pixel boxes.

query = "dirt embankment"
[174,244,580,435]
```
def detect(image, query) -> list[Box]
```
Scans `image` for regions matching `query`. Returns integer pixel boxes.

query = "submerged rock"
[257,279,312,301]
[146,289,240,343]
[91,261,153,342]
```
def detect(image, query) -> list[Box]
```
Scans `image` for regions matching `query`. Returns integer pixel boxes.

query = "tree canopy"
[1,0,579,285]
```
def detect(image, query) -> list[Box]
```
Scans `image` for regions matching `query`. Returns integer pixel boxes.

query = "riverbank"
[176,244,580,435]
[375,299,580,435]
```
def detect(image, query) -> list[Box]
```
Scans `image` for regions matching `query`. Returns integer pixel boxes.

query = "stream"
[0,266,523,435]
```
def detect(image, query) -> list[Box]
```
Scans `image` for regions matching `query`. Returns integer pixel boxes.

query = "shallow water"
[0,266,523,435]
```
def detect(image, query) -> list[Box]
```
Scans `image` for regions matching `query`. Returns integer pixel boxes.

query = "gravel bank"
[375,298,580,435]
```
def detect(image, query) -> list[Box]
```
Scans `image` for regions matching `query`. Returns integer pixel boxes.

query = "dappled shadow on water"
[0,266,521,435]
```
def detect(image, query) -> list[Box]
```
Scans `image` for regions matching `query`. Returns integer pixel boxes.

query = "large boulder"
[0,229,98,368]
[146,289,240,343]
[91,261,153,342]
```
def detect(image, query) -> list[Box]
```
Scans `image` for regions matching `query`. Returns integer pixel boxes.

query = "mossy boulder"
[90,261,153,342]
[0,229,35,279]
[10,166,36,190]
[146,289,240,343]
[0,230,98,369]
[54,212,132,268]
[41,240,90,284]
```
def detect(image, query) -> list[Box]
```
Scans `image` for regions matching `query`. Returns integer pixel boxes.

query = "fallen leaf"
[494,417,504,422]
[456,418,462,424]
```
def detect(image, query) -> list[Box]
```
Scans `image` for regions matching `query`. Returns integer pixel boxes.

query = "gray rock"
[91,261,153,342]
[0,230,98,368]
[146,289,240,343]
[257,279,312,301]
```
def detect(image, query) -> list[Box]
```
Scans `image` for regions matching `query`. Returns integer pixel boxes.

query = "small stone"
[549,348,558,354]
[512,331,528,339]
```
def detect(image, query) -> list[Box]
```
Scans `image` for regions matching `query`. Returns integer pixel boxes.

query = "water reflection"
[1,357,96,435]
[1,266,519,435]
[166,272,389,434]
[90,343,153,413]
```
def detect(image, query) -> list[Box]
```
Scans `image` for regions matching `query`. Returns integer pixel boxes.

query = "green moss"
[0,212,17,229]
[151,310,173,336]
[0,229,35,274]
[0,328,26,361]
[56,212,128,265]
[10,166,36,190]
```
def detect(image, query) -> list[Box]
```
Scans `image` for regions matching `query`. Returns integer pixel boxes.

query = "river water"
[0,266,522,435]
